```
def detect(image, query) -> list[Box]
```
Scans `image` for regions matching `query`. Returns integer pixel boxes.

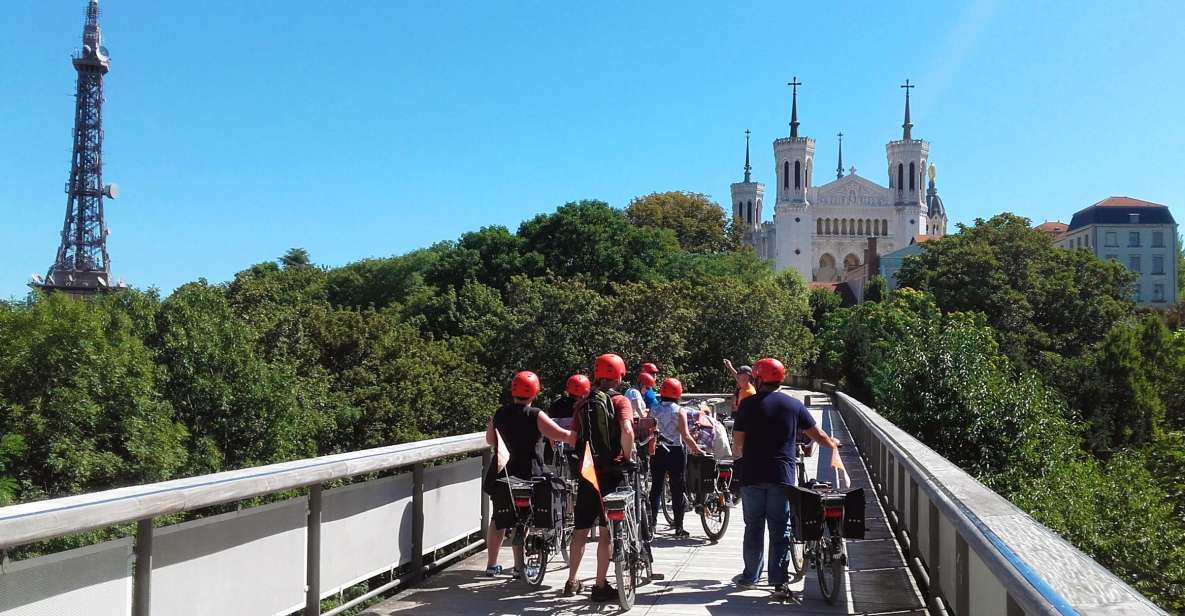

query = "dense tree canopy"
[625,191,740,254]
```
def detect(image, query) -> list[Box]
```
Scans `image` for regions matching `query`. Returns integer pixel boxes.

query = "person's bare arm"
[536,412,574,444]
[677,411,705,456]
[485,418,496,447]
[723,358,738,377]
[732,431,745,458]
[805,425,840,450]
[619,417,635,460]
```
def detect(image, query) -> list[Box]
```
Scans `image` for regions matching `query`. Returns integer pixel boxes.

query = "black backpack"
[577,388,623,466]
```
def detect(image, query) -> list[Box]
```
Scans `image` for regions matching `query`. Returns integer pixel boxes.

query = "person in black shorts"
[482,371,574,577]
[564,353,636,601]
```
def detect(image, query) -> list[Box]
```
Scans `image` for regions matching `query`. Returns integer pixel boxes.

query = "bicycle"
[497,475,569,587]
[790,478,851,605]
[660,453,733,542]
[787,439,814,575]
[602,462,654,610]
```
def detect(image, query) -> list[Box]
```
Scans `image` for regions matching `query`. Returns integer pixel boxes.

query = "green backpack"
[577,388,623,466]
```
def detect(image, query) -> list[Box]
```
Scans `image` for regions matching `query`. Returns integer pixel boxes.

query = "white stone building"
[730,81,948,282]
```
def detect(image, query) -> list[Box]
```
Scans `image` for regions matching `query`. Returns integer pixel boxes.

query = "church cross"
[900,79,914,94]
[788,77,802,94]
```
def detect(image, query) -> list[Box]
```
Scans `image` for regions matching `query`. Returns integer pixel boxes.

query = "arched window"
[844,254,860,270]
[817,219,823,235]
[747,201,754,223]
[897,164,904,192]
[825,219,832,235]
[850,218,856,235]
[841,220,847,235]
[882,219,888,235]
[794,161,802,189]
[818,253,837,282]
[783,161,789,189]
[857,220,864,235]
[909,162,916,192]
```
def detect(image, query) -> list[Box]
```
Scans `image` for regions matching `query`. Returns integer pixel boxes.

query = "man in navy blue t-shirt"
[731,357,840,596]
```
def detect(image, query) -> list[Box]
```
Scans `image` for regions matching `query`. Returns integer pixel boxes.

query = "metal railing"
[0,432,490,616]
[834,392,1165,616]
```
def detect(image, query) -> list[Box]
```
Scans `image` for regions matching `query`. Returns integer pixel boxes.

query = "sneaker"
[673,528,691,539]
[731,573,757,588]
[520,565,539,580]
[589,582,618,602]
[562,579,583,597]
[772,583,794,599]
[484,565,503,577]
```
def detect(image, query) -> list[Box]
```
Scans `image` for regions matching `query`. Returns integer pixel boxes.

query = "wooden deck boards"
[363,391,924,615]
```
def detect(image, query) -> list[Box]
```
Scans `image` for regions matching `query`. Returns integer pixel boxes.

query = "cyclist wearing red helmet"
[482,371,574,578]
[564,353,636,601]
[731,358,839,597]
[545,374,591,474]
[639,363,660,408]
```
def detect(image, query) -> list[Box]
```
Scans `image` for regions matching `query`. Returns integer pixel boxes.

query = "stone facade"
[732,87,948,282]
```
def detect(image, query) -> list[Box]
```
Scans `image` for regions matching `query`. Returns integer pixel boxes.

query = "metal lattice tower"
[36,0,123,295]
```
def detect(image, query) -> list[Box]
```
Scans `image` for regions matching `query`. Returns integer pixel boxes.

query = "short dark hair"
[737,365,753,375]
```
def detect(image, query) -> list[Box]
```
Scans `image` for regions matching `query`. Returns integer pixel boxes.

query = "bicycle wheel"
[614,527,638,609]
[522,531,549,587]
[817,524,845,604]
[558,526,572,566]
[788,517,805,576]
[700,493,729,542]
[611,521,637,610]
[660,483,675,528]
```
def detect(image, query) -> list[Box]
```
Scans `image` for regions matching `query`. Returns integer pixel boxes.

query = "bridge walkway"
[363,391,925,615]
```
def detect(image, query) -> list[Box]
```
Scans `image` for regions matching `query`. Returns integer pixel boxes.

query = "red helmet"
[659,378,683,400]
[640,362,659,375]
[511,371,541,399]
[566,374,591,398]
[752,357,786,385]
[637,372,657,387]
[594,353,627,381]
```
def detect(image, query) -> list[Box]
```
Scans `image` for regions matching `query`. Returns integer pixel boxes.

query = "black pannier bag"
[531,476,567,529]
[695,456,718,496]
[789,485,824,541]
[842,487,865,539]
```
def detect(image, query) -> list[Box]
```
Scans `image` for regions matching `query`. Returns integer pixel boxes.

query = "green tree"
[0,291,187,499]
[808,287,843,334]
[280,247,313,269]
[863,275,887,303]
[0,433,25,505]
[897,213,1135,370]
[425,226,545,293]
[517,200,682,289]
[625,191,737,254]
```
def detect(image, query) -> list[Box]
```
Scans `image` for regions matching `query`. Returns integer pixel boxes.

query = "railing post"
[956,534,970,616]
[305,484,322,616]
[412,462,426,581]
[481,450,492,534]
[132,518,153,616]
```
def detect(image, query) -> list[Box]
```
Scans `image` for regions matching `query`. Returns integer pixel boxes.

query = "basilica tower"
[729,130,764,232]
[773,78,814,275]
[885,80,929,240]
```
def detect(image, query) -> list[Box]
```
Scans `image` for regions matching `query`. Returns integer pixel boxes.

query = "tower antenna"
[36,0,121,296]
[836,131,844,180]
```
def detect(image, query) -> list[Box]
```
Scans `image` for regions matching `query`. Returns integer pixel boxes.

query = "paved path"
[363,391,924,615]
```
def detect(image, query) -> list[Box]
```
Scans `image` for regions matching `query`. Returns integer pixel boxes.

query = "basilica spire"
[788,77,802,138]
[900,79,914,140]
[743,129,752,182]
[836,132,844,180]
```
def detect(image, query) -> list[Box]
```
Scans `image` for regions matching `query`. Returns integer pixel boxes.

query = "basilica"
[730,80,948,282]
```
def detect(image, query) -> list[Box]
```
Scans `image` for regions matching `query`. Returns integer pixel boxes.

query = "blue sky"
[2,1,1183,298]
